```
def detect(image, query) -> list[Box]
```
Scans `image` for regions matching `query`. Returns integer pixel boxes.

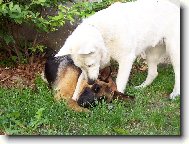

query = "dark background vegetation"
[0,0,128,65]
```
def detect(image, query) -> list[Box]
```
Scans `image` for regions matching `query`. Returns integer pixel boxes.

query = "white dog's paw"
[134,83,146,89]
[169,91,180,100]
[134,85,142,89]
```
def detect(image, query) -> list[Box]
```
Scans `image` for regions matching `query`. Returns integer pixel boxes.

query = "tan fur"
[54,66,81,101]
[53,65,89,112]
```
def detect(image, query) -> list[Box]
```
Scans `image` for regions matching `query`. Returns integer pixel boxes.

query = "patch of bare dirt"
[0,58,46,88]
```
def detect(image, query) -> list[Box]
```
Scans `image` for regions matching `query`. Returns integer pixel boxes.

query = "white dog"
[55,0,180,100]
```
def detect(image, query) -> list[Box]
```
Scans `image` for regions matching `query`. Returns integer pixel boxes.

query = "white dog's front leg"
[116,56,135,93]
[72,72,84,101]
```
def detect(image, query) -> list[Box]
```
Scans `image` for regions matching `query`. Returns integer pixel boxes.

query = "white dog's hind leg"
[135,60,158,89]
[167,42,180,99]
[72,72,85,101]
[116,55,135,93]
[135,46,164,89]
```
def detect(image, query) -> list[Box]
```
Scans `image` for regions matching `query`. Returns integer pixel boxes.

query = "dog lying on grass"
[44,55,134,112]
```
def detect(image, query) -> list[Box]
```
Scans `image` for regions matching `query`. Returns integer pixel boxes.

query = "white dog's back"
[83,0,179,57]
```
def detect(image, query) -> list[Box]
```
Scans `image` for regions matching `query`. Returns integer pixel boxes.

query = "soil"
[0,57,46,89]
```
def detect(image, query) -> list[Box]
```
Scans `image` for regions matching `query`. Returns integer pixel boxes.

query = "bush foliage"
[0,0,130,65]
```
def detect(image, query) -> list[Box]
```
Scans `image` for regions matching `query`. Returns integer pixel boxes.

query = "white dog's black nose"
[88,79,95,85]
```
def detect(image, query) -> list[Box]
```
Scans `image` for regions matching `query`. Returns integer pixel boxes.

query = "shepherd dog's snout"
[77,83,106,108]
[77,87,97,108]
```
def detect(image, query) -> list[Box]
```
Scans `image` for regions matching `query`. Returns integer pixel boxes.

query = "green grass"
[0,65,180,135]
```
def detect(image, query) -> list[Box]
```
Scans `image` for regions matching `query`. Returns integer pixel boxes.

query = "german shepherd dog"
[45,55,134,112]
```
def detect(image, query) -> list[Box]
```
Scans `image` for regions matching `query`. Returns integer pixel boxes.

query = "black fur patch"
[77,86,107,108]
[44,55,74,87]
[77,87,98,108]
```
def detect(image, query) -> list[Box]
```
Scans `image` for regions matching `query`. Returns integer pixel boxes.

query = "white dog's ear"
[77,47,95,55]
[55,46,71,57]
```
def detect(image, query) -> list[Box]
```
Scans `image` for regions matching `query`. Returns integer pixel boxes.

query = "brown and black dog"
[45,55,134,112]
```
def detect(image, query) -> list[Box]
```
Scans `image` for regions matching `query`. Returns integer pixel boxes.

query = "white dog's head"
[55,24,110,85]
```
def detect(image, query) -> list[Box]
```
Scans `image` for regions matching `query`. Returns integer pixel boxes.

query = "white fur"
[55,0,180,100]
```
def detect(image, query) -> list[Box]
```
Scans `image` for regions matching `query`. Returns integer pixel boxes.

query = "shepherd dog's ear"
[99,67,111,82]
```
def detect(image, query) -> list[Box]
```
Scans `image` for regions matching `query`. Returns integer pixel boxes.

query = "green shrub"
[0,0,131,65]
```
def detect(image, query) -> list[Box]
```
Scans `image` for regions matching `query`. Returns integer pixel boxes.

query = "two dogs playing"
[55,0,180,101]
[45,55,134,112]
[45,0,180,111]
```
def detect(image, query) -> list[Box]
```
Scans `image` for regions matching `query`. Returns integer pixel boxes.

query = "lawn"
[0,64,180,135]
